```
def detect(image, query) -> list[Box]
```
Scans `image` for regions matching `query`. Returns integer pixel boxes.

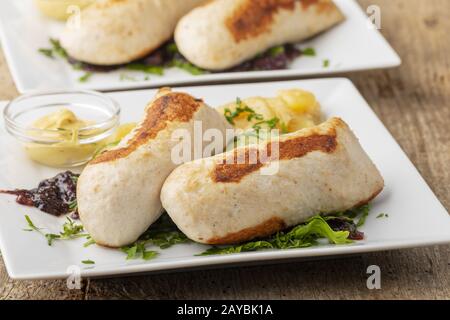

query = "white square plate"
[0,0,401,93]
[0,78,449,280]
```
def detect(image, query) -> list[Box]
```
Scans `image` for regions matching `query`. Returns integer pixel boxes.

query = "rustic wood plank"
[0,0,449,300]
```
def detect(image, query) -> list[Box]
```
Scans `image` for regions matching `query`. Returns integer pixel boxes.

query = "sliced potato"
[218,89,323,135]
[265,98,292,131]
[278,89,317,113]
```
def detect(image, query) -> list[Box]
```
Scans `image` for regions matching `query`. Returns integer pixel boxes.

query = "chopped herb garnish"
[68,200,78,211]
[142,251,158,261]
[120,214,189,260]
[119,73,138,81]
[78,72,92,83]
[121,242,158,261]
[82,260,95,265]
[224,98,264,125]
[49,38,68,59]
[23,216,89,246]
[71,62,83,71]
[23,215,42,232]
[302,48,316,56]
[268,46,285,57]
[38,48,54,59]
[170,59,205,75]
[252,117,280,132]
[323,59,330,68]
[166,42,179,55]
[280,122,289,134]
[376,213,389,219]
[126,63,164,75]
[356,204,371,227]
[38,39,67,60]
[83,237,96,248]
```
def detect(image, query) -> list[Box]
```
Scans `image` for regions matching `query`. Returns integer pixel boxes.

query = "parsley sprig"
[224,98,285,137]
[224,98,264,125]
[24,215,89,246]
[252,117,280,133]
[38,39,93,83]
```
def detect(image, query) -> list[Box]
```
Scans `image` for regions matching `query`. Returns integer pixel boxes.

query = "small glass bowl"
[3,90,121,168]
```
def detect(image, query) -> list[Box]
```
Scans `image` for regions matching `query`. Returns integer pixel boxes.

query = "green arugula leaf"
[138,214,190,249]
[333,204,370,221]
[121,241,159,261]
[200,215,352,256]
[120,214,188,260]
[122,244,139,260]
[203,241,274,255]
[142,251,158,261]
[290,216,351,244]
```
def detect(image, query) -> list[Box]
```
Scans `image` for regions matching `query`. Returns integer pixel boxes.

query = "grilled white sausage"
[77,88,231,247]
[175,0,345,70]
[161,118,384,244]
[61,0,205,65]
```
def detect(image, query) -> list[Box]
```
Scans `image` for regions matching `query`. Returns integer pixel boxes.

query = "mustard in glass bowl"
[3,90,121,168]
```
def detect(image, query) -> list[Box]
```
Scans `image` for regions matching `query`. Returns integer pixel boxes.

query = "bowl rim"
[3,89,121,144]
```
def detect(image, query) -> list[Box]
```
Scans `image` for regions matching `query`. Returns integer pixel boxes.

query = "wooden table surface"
[0,0,449,300]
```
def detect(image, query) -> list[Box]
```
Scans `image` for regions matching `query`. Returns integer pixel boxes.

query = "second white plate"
[0,0,401,93]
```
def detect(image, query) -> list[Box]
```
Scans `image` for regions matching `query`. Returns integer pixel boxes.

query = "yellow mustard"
[25,108,135,167]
